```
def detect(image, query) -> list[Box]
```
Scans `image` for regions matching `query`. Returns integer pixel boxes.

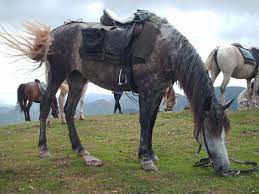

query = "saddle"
[80,9,167,92]
[35,81,47,96]
[232,43,256,65]
[100,9,135,26]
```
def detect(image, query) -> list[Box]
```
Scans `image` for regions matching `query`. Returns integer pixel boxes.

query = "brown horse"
[163,84,176,111]
[2,11,233,174]
[17,81,59,121]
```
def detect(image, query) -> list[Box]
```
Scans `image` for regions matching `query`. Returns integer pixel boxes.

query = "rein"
[125,92,139,105]
[195,123,258,177]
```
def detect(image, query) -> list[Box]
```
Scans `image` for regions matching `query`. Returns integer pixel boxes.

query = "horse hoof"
[82,155,103,166]
[39,150,51,158]
[141,160,158,172]
[61,119,66,124]
[79,115,85,120]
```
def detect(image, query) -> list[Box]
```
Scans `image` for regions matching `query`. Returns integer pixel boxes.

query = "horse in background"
[163,84,176,111]
[17,80,59,121]
[58,80,88,124]
[205,44,259,104]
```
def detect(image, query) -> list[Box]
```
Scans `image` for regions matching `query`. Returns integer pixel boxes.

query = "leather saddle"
[100,9,135,26]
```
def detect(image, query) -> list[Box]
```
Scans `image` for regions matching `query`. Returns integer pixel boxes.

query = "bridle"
[194,117,258,177]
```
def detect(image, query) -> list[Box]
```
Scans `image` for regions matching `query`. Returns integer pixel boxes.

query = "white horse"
[205,45,259,104]
[45,65,88,124]
[59,81,88,124]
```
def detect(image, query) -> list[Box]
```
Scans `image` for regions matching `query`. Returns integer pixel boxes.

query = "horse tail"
[17,84,26,111]
[0,21,53,66]
[205,47,218,71]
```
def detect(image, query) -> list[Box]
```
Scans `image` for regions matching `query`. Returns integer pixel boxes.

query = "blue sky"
[1,0,259,104]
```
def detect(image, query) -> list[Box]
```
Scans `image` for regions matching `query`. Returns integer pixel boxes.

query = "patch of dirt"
[240,129,259,137]
[53,156,72,166]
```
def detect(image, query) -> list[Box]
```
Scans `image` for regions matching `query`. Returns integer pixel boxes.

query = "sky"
[0,0,259,105]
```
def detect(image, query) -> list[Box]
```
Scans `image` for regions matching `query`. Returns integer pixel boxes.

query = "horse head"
[195,97,234,172]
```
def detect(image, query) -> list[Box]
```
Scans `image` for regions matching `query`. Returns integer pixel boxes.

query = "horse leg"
[246,79,252,108]
[79,84,87,120]
[220,74,230,104]
[138,88,164,171]
[210,60,220,85]
[58,90,67,124]
[64,71,102,166]
[23,99,29,121]
[252,74,259,107]
[38,77,64,158]
[26,101,33,121]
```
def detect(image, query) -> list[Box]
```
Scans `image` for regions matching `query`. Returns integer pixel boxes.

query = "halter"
[194,118,258,177]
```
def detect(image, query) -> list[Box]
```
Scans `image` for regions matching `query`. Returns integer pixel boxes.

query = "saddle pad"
[37,82,47,96]
[238,47,256,64]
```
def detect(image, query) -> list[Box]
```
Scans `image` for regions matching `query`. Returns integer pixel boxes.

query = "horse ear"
[223,98,234,110]
[204,96,212,111]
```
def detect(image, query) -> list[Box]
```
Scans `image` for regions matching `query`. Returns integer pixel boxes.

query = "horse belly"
[231,64,255,79]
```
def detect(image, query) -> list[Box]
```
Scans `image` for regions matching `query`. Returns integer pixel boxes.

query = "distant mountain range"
[0,86,245,125]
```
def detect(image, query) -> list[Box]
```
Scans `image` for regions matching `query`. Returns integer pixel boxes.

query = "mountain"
[0,87,246,125]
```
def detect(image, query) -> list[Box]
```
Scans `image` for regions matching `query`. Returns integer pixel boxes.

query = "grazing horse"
[1,12,233,174]
[163,84,176,111]
[17,81,59,121]
[205,45,259,104]
[58,80,88,124]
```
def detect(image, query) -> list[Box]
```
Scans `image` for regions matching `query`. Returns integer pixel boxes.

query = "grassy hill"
[0,110,258,193]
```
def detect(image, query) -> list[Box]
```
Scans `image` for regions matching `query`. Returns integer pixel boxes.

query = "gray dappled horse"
[206,45,259,105]
[0,12,233,174]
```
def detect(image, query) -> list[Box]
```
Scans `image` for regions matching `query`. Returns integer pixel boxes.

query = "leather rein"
[194,120,258,177]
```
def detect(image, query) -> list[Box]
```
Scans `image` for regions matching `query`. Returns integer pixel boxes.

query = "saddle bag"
[80,28,106,58]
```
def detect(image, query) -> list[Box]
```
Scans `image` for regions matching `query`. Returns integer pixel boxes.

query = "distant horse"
[1,11,233,174]
[58,80,88,124]
[163,84,176,111]
[206,44,259,104]
[17,81,59,121]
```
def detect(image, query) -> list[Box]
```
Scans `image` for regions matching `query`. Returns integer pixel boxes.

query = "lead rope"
[194,125,258,177]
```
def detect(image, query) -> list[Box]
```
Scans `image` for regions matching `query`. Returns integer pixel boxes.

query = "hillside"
[0,110,258,193]
[0,86,246,125]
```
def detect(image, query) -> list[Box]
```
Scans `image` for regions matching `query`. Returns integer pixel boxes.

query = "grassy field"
[0,110,258,193]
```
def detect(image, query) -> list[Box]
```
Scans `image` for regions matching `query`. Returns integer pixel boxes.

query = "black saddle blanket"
[79,21,160,65]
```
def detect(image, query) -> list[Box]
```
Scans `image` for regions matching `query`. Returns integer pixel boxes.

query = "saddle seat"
[102,9,135,25]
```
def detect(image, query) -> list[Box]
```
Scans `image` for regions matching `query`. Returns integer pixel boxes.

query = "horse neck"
[168,32,216,128]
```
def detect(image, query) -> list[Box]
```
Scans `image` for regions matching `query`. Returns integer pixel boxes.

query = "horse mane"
[168,30,230,136]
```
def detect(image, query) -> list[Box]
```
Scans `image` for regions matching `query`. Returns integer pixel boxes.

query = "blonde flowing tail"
[205,48,217,71]
[0,21,53,66]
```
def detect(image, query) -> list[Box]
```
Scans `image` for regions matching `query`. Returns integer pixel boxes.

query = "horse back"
[23,82,41,101]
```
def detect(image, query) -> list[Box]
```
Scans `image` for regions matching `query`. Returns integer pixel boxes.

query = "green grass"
[0,110,258,193]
